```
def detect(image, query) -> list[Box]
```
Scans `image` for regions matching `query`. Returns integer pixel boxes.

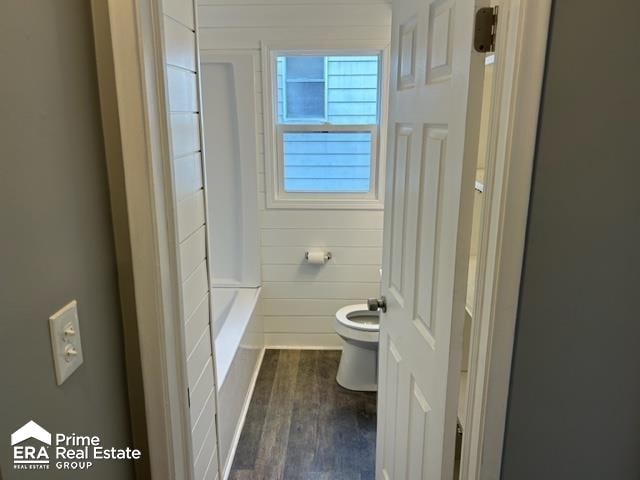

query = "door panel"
[388,124,413,305]
[376,0,484,477]
[380,336,402,479]
[427,0,455,83]
[413,125,447,341]
[407,377,432,479]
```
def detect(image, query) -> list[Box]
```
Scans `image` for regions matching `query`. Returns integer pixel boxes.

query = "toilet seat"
[335,304,379,343]
[336,304,380,331]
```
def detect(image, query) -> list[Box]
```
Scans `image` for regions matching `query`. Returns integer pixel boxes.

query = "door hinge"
[474,6,499,53]
[187,387,191,408]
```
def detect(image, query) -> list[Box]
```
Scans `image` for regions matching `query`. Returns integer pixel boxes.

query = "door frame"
[460,1,552,479]
[90,0,551,479]
[91,0,194,479]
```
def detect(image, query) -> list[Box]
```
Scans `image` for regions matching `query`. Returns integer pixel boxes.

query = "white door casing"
[377,0,485,478]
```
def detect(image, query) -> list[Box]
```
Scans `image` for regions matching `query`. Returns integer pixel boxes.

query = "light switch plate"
[49,300,83,385]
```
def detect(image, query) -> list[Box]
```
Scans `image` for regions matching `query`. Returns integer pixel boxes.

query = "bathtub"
[210,286,264,477]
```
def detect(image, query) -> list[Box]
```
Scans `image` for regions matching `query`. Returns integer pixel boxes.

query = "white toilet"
[335,304,380,391]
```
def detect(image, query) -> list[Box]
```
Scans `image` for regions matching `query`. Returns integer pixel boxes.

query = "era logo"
[11,421,51,469]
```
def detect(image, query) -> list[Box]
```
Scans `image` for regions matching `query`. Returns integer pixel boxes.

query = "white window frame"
[262,42,389,210]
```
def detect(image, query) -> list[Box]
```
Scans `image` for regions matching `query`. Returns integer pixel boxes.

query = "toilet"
[335,304,380,391]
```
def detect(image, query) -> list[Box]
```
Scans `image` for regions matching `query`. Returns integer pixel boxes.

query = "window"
[267,52,384,209]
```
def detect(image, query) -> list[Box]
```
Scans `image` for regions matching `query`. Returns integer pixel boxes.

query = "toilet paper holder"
[305,251,332,262]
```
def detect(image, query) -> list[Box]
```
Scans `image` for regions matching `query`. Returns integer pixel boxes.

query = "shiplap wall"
[162,0,219,478]
[199,0,391,347]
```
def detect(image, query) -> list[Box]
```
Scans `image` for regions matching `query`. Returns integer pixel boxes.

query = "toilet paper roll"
[306,251,327,265]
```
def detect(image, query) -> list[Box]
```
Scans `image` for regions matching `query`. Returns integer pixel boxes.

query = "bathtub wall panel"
[162,0,219,477]
[215,295,264,474]
[201,55,261,288]
[198,3,391,346]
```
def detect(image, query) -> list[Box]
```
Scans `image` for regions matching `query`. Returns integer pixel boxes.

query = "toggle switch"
[64,344,79,362]
[49,300,84,385]
[63,324,76,338]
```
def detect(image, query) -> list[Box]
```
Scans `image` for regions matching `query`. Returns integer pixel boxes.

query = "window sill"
[266,196,384,210]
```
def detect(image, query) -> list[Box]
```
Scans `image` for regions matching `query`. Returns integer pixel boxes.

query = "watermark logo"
[10,420,141,472]
[11,421,51,470]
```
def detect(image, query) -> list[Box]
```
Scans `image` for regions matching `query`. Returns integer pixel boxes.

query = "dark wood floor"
[229,349,377,480]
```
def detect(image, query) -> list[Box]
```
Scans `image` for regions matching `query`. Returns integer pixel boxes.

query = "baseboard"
[266,346,343,350]
[221,346,265,480]
[265,332,343,349]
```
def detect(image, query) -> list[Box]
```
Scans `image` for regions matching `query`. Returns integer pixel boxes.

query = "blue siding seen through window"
[283,132,372,193]
[276,55,379,194]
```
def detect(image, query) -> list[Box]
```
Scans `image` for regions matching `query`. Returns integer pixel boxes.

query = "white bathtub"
[210,286,264,477]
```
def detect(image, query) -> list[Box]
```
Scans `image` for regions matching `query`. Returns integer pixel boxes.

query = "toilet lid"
[336,304,380,332]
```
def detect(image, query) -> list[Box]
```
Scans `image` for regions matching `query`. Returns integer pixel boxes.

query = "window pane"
[286,56,324,80]
[326,56,379,125]
[276,55,379,126]
[283,131,372,193]
[286,83,325,119]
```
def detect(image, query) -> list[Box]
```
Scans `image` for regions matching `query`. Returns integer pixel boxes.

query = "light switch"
[49,300,83,385]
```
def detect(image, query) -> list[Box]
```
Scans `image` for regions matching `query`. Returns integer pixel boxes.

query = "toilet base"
[336,338,378,392]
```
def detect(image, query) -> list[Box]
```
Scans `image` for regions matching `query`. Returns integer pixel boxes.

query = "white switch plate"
[49,300,83,385]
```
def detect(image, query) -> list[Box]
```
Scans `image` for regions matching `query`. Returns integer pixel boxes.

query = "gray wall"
[501,1,640,479]
[0,1,135,478]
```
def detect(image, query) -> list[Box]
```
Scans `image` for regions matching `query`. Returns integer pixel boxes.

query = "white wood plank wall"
[198,0,391,347]
[162,0,219,478]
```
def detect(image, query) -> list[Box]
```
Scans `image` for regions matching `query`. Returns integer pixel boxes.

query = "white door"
[376,0,484,478]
